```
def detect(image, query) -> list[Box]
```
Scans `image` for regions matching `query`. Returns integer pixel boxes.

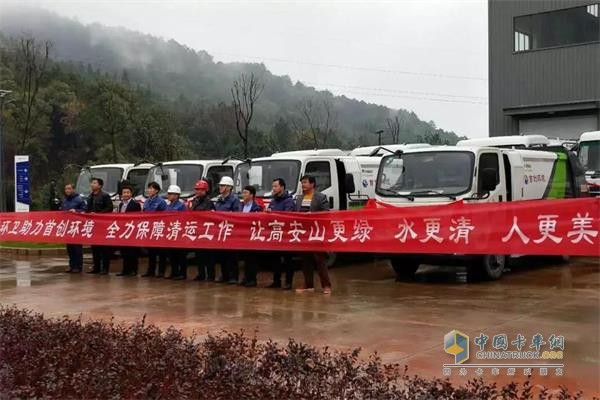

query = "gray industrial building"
[488,0,599,138]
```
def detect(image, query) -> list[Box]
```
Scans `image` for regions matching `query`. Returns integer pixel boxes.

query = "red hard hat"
[194,180,209,190]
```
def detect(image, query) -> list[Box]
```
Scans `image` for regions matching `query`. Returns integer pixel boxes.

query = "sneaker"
[322,287,332,295]
[116,272,127,276]
[214,277,226,283]
[282,283,293,290]
[86,270,100,274]
[227,279,238,285]
[295,286,315,293]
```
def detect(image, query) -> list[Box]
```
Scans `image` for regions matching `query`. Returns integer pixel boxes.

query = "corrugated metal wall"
[488,0,600,136]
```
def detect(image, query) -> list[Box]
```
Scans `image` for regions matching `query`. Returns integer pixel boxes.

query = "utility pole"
[373,129,384,146]
[0,90,13,213]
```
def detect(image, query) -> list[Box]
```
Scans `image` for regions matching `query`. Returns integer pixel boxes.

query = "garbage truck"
[375,145,588,281]
[75,163,153,209]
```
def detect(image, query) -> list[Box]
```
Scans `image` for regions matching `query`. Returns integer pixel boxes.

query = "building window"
[514,4,600,52]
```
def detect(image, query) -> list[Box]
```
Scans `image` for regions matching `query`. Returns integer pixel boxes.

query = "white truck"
[75,163,153,209]
[375,145,588,281]
[144,160,240,200]
[349,143,431,156]
[577,131,600,196]
[233,149,384,211]
[456,134,551,149]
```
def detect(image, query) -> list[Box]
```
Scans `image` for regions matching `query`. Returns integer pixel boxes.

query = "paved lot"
[1,253,598,395]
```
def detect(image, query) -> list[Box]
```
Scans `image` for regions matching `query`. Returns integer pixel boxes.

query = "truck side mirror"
[344,173,356,194]
[480,168,498,193]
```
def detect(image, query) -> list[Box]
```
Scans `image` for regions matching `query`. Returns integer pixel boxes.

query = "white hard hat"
[167,185,181,194]
[218,176,234,186]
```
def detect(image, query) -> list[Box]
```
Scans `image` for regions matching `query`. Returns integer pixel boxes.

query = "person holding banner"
[165,185,188,280]
[62,183,86,273]
[189,180,216,281]
[85,178,114,275]
[239,185,263,287]
[294,175,332,294]
[141,181,168,278]
[116,185,142,277]
[213,176,241,284]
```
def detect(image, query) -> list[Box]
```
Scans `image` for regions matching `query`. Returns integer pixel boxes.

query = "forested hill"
[0,6,461,149]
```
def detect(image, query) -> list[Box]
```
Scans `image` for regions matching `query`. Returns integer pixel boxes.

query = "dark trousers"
[213,251,238,282]
[195,250,215,280]
[301,252,331,289]
[121,247,139,275]
[146,248,167,276]
[91,245,110,273]
[66,244,83,270]
[272,252,294,286]
[241,251,259,283]
[168,249,188,278]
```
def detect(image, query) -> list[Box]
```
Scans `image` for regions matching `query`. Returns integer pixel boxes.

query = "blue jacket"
[214,192,240,212]
[62,193,86,212]
[166,200,186,212]
[144,195,167,212]
[268,191,295,212]
[240,201,263,213]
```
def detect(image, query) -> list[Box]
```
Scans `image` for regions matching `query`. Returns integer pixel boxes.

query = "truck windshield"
[377,151,474,197]
[578,141,600,172]
[145,164,204,198]
[234,160,301,196]
[75,167,124,197]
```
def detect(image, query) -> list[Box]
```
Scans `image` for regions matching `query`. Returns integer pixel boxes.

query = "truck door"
[206,165,234,198]
[477,152,507,202]
[305,160,337,209]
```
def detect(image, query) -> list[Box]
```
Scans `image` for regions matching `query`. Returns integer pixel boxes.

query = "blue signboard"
[15,159,31,205]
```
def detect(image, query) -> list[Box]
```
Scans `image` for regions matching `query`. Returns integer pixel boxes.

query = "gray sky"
[21,0,488,138]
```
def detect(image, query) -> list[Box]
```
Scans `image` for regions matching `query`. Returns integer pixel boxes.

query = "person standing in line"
[294,175,332,294]
[62,183,86,273]
[116,185,141,277]
[266,178,296,289]
[85,177,114,275]
[165,185,188,280]
[189,180,216,281]
[141,181,168,278]
[239,185,263,287]
[212,176,241,284]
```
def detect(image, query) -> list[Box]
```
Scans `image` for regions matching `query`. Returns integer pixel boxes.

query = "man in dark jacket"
[62,183,86,273]
[86,177,114,275]
[189,180,216,281]
[294,175,332,294]
[116,185,142,277]
[266,178,296,289]
[239,185,263,287]
[213,176,241,284]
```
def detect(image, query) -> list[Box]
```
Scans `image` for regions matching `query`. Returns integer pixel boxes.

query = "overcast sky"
[17,0,489,138]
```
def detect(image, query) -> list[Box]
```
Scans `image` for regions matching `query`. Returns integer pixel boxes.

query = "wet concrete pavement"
[1,253,599,395]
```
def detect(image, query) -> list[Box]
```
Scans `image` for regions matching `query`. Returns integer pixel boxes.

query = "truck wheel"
[469,255,506,281]
[391,258,420,281]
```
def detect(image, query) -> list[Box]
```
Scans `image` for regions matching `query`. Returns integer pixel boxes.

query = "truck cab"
[144,160,240,200]
[233,149,381,211]
[578,131,600,195]
[375,146,585,280]
[75,163,153,209]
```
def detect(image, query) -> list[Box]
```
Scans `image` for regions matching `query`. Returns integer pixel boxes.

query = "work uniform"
[142,195,168,277]
[189,194,216,281]
[62,193,86,272]
[166,199,188,279]
[213,192,241,283]
[267,191,296,288]
[86,190,113,274]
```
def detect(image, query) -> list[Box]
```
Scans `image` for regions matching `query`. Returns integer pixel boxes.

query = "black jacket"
[118,200,142,213]
[190,195,215,211]
[86,191,113,213]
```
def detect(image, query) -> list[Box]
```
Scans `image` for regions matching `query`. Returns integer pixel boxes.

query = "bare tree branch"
[230,72,264,158]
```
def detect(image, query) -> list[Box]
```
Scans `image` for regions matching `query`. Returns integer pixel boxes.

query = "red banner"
[0,198,598,256]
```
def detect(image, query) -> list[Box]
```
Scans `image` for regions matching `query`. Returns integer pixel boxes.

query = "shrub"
[0,306,589,399]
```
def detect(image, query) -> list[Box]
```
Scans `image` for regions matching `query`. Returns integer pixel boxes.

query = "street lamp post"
[0,90,13,213]
[373,129,384,146]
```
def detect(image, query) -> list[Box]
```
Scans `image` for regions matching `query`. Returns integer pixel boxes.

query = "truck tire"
[391,258,420,281]
[469,255,506,281]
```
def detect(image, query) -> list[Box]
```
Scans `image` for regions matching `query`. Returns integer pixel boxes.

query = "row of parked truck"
[74,131,598,281]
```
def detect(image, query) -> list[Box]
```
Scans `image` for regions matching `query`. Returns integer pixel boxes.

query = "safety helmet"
[218,176,234,187]
[194,180,209,190]
[167,185,181,194]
